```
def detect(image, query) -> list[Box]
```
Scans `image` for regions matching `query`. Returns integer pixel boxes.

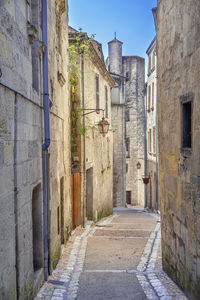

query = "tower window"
[126,138,130,158]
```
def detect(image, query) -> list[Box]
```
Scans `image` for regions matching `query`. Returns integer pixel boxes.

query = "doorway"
[32,184,43,272]
[60,177,64,244]
[86,168,93,220]
[126,191,131,205]
[71,173,81,229]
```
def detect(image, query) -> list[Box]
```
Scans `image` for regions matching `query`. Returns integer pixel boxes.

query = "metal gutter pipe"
[42,0,50,281]
[81,53,86,227]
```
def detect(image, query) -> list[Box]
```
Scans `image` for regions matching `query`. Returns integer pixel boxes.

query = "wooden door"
[71,173,81,229]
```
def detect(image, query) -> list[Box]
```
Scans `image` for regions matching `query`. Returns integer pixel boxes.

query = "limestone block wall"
[0,2,43,298]
[146,39,158,210]
[84,56,114,218]
[123,56,145,206]
[0,1,70,299]
[47,0,71,271]
[157,0,200,298]
[108,38,126,207]
[111,105,126,207]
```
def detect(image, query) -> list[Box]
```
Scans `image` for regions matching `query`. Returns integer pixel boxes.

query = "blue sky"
[68,0,157,61]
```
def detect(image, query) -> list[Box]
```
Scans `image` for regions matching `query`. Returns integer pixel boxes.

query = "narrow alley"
[36,208,186,300]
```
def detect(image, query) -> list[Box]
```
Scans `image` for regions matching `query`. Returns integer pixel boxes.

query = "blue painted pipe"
[42,0,50,151]
[42,0,50,281]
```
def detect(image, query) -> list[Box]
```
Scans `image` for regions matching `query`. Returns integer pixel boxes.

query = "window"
[126,137,130,158]
[96,75,100,111]
[107,137,110,164]
[126,191,131,205]
[181,96,192,149]
[105,86,108,118]
[152,82,154,110]
[31,0,40,92]
[152,51,155,68]
[126,163,128,173]
[148,129,152,153]
[148,85,151,111]
[148,55,151,73]
[57,206,60,235]
[125,109,130,121]
[153,126,156,153]
[32,184,43,272]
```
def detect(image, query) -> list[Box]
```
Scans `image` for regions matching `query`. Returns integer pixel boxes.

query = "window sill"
[181,148,192,157]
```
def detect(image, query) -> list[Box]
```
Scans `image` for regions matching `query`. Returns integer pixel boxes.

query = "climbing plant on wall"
[69,32,95,150]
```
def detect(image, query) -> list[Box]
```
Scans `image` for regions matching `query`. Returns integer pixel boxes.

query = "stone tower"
[108,37,126,207]
[107,38,145,207]
[123,56,145,206]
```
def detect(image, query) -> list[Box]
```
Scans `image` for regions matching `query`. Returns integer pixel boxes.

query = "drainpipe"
[81,53,86,227]
[42,0,50,281]
[155,89,159,211]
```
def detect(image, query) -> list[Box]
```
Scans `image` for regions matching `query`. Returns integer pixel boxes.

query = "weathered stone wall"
[111,104,126,207]
[0,1,70,299]
[84,54,114,219]
[108,38,145,207]
[47,0,71,272]
[108,39,126,207]
[146,39,158,211]
[157,0,200,298]
[123,56,145,206]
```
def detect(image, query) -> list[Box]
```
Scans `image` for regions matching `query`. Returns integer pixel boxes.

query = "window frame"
[105,85,108,118]
[96,74,100,111]
[148,129,152,154]
[126,137,130,158]
[180,93,193,153]
[152,82,154,111]
[153,126,156,154]
[148,85,151,112]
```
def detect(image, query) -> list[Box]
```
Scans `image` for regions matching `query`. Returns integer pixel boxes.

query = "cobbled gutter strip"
[136,219,172,300]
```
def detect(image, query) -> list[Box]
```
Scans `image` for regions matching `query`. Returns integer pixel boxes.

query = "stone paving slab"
[94,229,151,237]
[77,272,147,300]
[84,236,148,270]
[109,223,157,230]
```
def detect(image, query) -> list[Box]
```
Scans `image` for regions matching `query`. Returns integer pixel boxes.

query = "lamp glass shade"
[98,118,110,136]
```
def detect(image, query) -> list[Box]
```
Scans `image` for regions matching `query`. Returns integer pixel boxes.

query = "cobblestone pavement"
[35,208,187,300]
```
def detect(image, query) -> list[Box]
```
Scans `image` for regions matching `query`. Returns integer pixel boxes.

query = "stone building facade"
[146,37,158,211]
[107,38,145,207]
[69,27,114,223]
[0,1,71,299]
[157,1,200,298]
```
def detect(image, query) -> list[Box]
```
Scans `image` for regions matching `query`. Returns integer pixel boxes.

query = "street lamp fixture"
[82,108,109,136]
[98,117,110,136]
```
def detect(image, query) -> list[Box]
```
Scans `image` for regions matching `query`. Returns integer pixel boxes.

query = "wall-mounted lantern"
[137,161,141,169]
[83,108,109,137]
[98,117,110,136]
